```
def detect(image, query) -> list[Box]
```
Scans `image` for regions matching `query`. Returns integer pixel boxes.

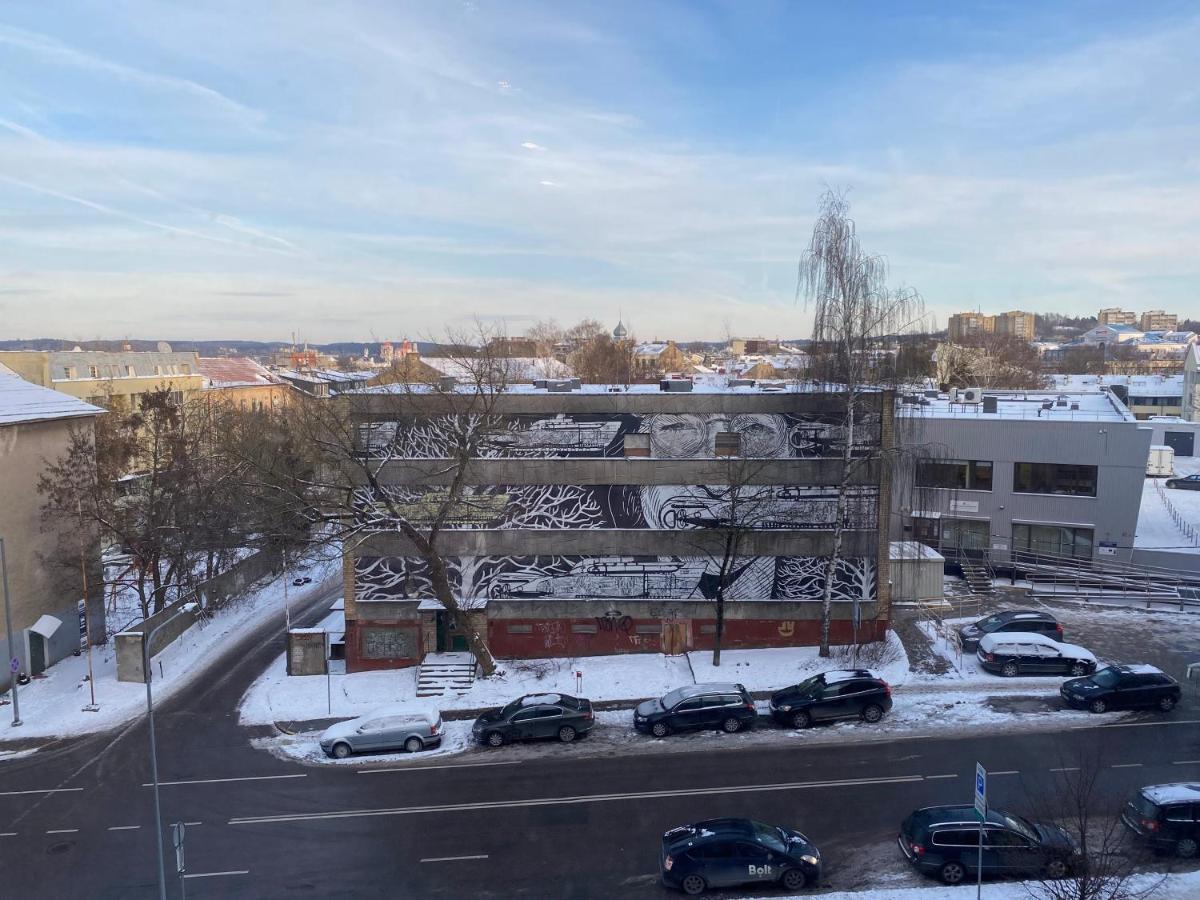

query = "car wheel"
[780,868,806,890]
[1001,661,1020,678]
[939,861,966,885]
[1159,696,1177,712]
[331,742,352,760]
[404,737,423,753]
[791,710,812,729]
[1177,837,1199,858]
[486,731,505,747]
[1044,858,1069,879]
[721,716,742,734]
[558,725,577,743]
[1089,698,1108,714]
[1070,662,1088,677]
[862,703,884,723]
[680,873,706,896]
[651,721,670,738]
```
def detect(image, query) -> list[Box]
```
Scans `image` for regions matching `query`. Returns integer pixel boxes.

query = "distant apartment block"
[1099,307,1138,327]
[1140,310,1179,332]
[947,310,1036,342]
[0,349,204,411]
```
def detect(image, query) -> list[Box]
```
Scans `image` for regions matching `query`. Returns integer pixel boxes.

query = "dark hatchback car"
[1122,783,1200,858]
[471,693,594,747]
[1060,664,1181,714]
[958,610,1063,653]
[899,805,1078,885]
[1166,474,1200,491]
[634,684,757,737]
[768,669,893,729]
[660,818,821,895]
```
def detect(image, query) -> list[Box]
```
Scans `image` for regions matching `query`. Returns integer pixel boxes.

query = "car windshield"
[1092,667,1120,688]
[751,821,787,852]
[977,614,1005,631]
[500,698,526,717]
[791,676,820,695]
[662,688,689,709]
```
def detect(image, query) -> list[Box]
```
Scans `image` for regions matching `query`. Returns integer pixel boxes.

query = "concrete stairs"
[959,558,994,595]
[416,652,477,698]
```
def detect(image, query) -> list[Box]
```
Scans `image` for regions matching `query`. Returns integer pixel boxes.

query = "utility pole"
[1,537,22,727]
[77,499,98,711]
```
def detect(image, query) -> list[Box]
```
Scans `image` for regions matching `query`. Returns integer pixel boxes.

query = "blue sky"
[0,1,1197,342]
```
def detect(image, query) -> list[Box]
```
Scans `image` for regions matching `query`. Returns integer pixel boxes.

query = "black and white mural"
[359,411,881,460]
[355,483,879,531]
[355,554,877,604]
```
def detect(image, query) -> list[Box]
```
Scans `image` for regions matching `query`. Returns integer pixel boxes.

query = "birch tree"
[798,190,924,656]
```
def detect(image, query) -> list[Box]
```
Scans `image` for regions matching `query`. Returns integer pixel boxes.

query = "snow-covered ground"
[239,631,912,726]
[1136,455,1200,553]
[0,552,340,745]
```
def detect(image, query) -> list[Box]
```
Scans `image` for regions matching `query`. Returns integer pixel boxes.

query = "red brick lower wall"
[344,616,889,671]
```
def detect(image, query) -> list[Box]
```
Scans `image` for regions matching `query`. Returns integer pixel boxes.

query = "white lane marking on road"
[990,771,1020,776]
[1111,763,1143,769]
[1050,767,1080,773]
[107,826,141,831]
[183,870,250,879]
[145,774,306,787]
[0,832,17,837]
[1173,760,1200,765]
[420,854,489,863]
[359,761,522,774]
[924,774,958,780]
[229,773,928,826]
[183,821,202,826]
[46,829,78,834]
[0,787,84,797]
[1072,719,1200,731]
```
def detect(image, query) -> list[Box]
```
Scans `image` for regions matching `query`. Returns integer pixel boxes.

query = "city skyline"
[1,2,1198,341]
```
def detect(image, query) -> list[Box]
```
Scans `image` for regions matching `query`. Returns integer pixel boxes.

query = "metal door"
[1164,431,1195,457]
[28,634,46,676]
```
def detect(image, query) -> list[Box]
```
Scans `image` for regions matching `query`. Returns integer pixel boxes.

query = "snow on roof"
[1143,783,1200,806]
[1048,374,1183,394]
[196,356,282,388]
[901,390,1133,423]
[520,693,563,706]
[0,373,105,426]
[890,541,944,561]
[1123,663,1164,674]
[823,669,877,683]
[419,356,571,381]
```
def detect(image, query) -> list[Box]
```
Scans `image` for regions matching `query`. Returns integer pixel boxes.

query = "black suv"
[768,669,893,729]
[634,684,757,737]
[660,818,821,895]
[958,610,1063,652]
[1122,783,1200,858]
[471,693,594,747]
[1060,664,1181,714]
[899,805,1078,885]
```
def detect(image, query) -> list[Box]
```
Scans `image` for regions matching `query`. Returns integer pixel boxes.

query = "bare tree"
[798,189,925,656]
[569,333,634,384]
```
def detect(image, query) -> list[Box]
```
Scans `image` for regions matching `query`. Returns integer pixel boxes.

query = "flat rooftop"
[898,389,1135,423]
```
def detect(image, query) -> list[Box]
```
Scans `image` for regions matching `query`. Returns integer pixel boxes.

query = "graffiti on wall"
[354,554,876,604]
[356,483,879,532]
[359,411,881,460]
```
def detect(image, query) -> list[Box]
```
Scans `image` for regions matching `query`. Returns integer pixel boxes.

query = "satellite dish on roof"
[157,341,172,353]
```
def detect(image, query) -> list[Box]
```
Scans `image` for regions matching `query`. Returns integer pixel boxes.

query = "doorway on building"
[662,620,689,656]
[28,633,47,676]
[939,518,990,559]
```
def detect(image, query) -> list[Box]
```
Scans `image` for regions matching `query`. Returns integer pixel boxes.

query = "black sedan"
[1060,664,1181,714]
[471,693,594,747]
[661,818,820,895]
[768,669,892,729]
[1166,474,1200,491]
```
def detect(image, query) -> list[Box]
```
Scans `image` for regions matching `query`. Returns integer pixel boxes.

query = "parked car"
[1060,664,1181,714]
[958,610,1064,653]
[768,669,892,728]
[1122,783,1200,858]
[471,693,594,747]
[899,805,1078,885]
[660,817,821,895]
[977,632,1097,678]
[634,684,757,737]
[320,706,443,759]
[1166,474,1200,491]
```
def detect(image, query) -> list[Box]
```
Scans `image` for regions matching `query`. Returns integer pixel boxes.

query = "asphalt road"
[4,591,1200,899]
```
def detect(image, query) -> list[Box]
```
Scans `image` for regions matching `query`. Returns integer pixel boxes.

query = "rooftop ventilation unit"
[953,387,983,404]
[728,379,755,388]
[1056,396,1069,407]
[659,379,693,392]
[1041,400,1053,410]
[758,381,786,391]
[924,390,940,398]
[546,379,576,392]
[981,396,998,414]
[438,375,457,392]
[1071,402,1080,411]
[532,379,548,389]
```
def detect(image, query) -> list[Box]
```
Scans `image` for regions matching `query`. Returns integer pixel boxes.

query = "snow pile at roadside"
[0,553,340,743]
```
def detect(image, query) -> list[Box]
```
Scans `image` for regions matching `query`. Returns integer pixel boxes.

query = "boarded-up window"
[623,433,650,457]
[571,623,598,634]
[714,432,741,456]
[506,624,533,634]
[635,624,660,635]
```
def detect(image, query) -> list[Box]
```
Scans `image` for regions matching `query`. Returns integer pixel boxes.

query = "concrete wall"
[115,601,200,683]
[0,415,105,692]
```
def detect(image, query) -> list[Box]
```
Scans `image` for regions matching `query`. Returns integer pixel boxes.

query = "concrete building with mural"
[339,382,894,671]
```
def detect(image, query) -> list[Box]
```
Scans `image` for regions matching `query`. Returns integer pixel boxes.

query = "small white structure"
[1148,445,1175,478]
[890,541,945,602]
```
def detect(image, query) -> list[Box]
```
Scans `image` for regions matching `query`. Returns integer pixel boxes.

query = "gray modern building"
[894,389,1150,566]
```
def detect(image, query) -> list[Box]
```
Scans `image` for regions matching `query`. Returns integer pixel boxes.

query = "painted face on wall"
[642,413,793,458]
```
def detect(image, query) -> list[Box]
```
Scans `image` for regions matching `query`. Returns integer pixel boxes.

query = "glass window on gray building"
[1013,462,1097,497]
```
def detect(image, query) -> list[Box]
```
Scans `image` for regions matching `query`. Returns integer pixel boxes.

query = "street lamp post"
[1,537,22,727]
[143,601,197,900]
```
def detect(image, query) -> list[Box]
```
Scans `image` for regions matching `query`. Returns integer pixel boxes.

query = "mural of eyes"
[730,414,790,458]
[644,414,710,458]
